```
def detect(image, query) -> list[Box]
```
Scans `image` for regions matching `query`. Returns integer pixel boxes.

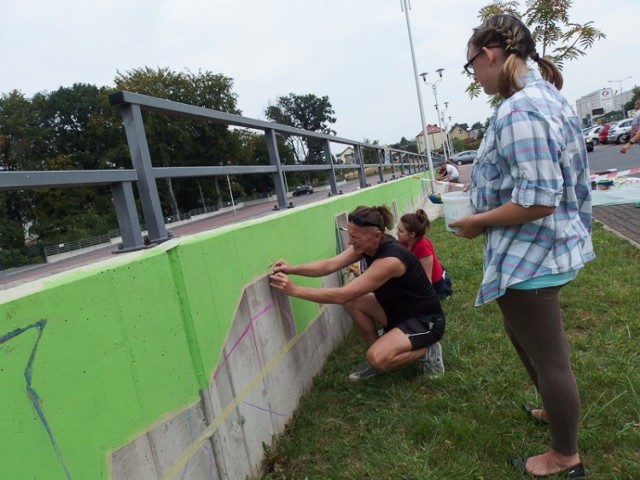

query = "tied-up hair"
[468,14,563,98]
[349,205,393,232]
[400,209,431,238]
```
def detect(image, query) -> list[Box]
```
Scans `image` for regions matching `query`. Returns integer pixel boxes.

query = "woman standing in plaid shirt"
[450,14,594,479]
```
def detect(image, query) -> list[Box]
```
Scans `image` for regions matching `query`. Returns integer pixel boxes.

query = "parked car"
[599,122,617,144]
[449,150,477,165]
[292,185,314,196]
[585,137,594,152]
[607,118,633,144]
[585,126,602,145]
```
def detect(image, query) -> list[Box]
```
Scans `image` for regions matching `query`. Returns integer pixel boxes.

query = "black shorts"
[395,313,446,350]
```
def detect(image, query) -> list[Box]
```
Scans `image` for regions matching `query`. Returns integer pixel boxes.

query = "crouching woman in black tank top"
[270,205,445,381]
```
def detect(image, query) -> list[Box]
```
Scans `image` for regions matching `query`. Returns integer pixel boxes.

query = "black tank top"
[364,236,442,327]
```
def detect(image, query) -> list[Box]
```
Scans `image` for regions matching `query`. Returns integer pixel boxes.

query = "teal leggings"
[496,286,580,456]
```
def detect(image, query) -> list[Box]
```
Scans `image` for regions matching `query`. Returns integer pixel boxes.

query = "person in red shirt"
[396,209,453,299]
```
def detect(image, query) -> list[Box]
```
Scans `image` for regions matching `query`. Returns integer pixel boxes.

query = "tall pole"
[226,174,237,215]
[421,71,448,160]
[608,76,632,118]
[432,84,448,159]
[443,102,454,156]
[400,0,436,192]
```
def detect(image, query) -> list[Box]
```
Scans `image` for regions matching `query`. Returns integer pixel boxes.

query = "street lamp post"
[442,101,454,156]
[608,76,632,118]
[226,174,237,215]
[420,70,449,159]
[400,0,436,192]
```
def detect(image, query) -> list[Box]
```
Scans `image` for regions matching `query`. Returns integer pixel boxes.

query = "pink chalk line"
[212,303,274,380]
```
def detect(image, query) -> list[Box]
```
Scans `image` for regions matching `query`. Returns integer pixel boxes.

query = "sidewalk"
[593,203,640,248]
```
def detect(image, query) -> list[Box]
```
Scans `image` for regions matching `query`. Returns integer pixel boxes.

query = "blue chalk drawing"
[0,320,72,479]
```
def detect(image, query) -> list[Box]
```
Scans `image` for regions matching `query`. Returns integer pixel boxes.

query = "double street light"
[420,70,451,159]
[608,76,632,118]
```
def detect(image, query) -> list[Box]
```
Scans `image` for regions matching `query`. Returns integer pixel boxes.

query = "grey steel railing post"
[322,139,338,195]
[111,182,145,251]
[265,129,287,208]
[376,150,384,184]
[118,104,170,244]
[399,153,405,176]
[354,144,367,188]
[389,153,396,177]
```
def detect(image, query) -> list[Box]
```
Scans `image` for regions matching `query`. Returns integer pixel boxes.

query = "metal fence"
[1,91,435,254]
[43,233,116,257]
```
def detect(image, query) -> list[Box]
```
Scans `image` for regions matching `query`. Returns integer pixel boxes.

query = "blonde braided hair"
[468,14,562,98]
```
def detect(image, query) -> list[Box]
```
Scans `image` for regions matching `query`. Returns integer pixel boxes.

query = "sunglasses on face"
[463,45,502,75]
[348,213,383,231]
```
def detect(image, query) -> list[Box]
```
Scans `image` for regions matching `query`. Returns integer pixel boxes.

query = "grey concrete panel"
[147,404,217,480]
[111,433,159,480]
[207,375,253,480]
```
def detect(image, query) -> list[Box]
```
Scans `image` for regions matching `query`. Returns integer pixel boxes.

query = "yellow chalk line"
[161,331,302,480]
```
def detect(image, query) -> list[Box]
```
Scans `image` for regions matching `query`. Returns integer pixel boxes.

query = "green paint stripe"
[168,249,208,390]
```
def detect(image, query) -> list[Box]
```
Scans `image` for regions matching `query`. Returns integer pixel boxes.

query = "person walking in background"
[620,98,640,154]
[450,14,594,479]
[270,205,445,381]
[396,209,453,300]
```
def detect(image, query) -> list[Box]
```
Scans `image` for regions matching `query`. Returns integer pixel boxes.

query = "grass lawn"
[262,219,640,480]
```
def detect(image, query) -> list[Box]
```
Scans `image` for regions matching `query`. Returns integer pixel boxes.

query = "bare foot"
[524,450,581,477]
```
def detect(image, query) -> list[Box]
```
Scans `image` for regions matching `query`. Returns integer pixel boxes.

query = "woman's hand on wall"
[270,272,297,295]
[272,259,292,274]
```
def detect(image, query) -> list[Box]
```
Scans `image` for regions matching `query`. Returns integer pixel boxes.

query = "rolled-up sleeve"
[498,109,564,207]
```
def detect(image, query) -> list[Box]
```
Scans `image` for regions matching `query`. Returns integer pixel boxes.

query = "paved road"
[588,141,640,174]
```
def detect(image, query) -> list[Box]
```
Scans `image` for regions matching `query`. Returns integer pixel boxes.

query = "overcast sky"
[2,1,637,147]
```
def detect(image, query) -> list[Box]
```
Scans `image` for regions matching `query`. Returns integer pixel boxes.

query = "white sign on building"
[600,88,614,111]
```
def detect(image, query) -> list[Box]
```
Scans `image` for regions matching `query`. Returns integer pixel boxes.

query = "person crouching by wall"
[270,205,445,381]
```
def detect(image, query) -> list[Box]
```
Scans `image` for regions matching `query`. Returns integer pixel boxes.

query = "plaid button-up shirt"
[470,69,595,306]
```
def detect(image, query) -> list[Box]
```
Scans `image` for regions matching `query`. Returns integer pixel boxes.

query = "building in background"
[449,123,470,142]
[576,87,635,126]
[416,124,444,154]
[335,146,355,164]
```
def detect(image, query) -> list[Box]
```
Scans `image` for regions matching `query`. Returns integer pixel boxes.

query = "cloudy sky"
[2,1,637,147]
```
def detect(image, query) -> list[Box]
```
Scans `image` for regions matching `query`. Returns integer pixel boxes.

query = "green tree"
[264,93,337,186]
[623,86,640,116]
[0,90,48,266]
[467,1,606,100]
[28,84,126,244]
[114,67,242,214]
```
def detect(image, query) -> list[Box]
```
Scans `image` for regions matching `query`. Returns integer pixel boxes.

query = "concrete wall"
[0,175,430,480]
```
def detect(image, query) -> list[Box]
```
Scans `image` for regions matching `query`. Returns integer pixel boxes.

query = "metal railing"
[1,91,432,253]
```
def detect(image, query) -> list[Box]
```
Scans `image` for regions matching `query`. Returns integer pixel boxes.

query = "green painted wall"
[0,175,428,479]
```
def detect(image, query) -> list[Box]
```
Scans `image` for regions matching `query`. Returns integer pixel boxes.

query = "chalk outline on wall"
[0,320,72,479]
[160,275,334,480]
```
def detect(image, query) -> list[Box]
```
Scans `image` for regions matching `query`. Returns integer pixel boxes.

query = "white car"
[607,119,633,144]
[584,126,602,145]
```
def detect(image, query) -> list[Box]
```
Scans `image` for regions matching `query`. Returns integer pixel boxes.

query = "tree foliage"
[466,1,606,100]
[265,93,336,164]
[114,68,244,213]
[2,68,329,268]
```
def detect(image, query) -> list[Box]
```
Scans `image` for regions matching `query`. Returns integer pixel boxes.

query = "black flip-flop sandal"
[509,457,586,478]
[522,403,549,425]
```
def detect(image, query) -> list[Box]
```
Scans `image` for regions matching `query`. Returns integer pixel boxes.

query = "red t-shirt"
[400,237,443,283]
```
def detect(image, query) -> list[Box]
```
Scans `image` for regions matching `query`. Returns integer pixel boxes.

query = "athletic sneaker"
[348,361,381,381]
[418,342,445,376]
